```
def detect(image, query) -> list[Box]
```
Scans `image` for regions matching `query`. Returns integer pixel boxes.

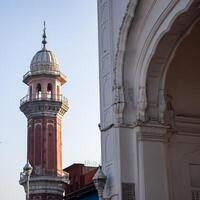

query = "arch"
[121,0,200,124]
[36,83,41,92]
[36,83,42,99]
[29,85,32,100]
[114,0,138,84]
[145,1,200,122]
[47,83,53,99]
[165,20,200,120]
[112,0,138,122]
[143,6,200,199]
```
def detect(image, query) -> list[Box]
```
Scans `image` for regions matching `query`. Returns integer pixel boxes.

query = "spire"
[42,21,47,49]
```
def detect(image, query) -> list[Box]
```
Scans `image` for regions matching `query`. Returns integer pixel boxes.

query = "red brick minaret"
[19,23,69,200]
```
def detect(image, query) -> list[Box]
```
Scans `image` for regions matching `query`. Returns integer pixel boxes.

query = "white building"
[97,1,200,199]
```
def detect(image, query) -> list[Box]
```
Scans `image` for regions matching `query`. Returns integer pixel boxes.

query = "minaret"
[19,23,69,200]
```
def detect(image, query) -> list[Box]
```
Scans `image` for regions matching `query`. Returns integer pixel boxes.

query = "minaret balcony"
[20,93,68,106]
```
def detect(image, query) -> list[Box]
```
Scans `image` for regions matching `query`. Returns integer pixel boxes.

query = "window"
[36,84,42,99]
[47,83,52,99]
[29,86,32,100]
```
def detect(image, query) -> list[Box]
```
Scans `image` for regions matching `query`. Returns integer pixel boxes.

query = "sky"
[0,1,100,199]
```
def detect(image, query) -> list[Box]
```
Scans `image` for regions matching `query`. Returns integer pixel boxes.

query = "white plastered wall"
[98,0,200,200]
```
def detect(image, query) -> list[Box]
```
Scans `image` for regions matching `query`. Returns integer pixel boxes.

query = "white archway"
[146,1,200,123]
[139,2,200,199]
[98,1,200,199]
[123,0,200,123]
[121,1,200,199]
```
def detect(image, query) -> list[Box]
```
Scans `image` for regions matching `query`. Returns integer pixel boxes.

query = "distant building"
[64,164,98,200]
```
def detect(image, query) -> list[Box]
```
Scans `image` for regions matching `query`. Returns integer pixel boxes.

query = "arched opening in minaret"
[47,83,53,99]
[29,86,32,100]
[36,83,42,99]
[57,85,60,100]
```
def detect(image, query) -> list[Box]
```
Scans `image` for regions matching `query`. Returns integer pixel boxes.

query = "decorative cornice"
[99,119,170,132]
[23,70,67,85]
[135,123,169,142]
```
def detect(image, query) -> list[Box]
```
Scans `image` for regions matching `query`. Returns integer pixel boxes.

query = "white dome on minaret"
[30,49,59,72]
[30,22,59,72]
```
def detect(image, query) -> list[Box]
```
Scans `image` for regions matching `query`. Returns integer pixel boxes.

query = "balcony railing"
[20,93,68,106]
[19,168,70,184]
[20,168,69,178]
[23,70,67,81]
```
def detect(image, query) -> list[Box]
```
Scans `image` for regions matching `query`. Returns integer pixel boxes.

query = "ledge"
[23,70,67,85]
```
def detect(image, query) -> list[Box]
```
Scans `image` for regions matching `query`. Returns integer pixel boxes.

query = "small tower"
[19,23,69,200]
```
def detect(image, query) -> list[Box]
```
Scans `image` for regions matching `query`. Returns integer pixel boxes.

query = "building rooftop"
[63,163,98,199]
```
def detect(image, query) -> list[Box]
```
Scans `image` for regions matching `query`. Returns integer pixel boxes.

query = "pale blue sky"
[0,1,100,199]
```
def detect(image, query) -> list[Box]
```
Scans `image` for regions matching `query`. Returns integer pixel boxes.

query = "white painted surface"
[98,0,200,199]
